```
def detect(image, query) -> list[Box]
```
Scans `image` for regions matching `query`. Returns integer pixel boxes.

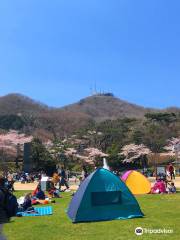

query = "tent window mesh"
[91,191,121,206]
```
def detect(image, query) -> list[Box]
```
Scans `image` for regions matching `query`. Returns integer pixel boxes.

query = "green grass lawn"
[4,191,180,240]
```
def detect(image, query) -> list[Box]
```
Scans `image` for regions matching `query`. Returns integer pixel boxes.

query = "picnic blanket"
[17,206,53,217]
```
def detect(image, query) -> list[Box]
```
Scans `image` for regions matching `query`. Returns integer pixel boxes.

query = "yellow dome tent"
[122,170,151,195]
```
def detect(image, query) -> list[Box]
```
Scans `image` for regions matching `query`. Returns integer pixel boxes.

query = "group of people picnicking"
[0,166,76,239]
[151,163,177,194]
[16,184,58,216]
[1,165,86,207]
[0,163,178,239]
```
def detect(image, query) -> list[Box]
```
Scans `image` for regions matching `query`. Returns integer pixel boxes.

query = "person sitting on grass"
[48,183,61,198]
[168,182,176,194]
[32,183,41,197]
[151,178,166,194]
[35,186,45,200]
[18,193,34,212]
[31,185,46,205]
[22,193,32,210]
[52,172,60,185]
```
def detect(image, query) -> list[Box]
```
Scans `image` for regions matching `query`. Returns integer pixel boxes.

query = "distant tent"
[67,168,144,223]
[122,170,151,195]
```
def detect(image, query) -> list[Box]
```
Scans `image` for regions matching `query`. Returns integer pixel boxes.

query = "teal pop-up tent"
[67,168,144,223]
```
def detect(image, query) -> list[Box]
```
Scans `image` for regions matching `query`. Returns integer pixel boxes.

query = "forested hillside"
[0,93,180,171]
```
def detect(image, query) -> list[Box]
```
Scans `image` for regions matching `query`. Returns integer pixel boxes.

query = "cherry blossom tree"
[119,144,151,163]
[0,130,33,158]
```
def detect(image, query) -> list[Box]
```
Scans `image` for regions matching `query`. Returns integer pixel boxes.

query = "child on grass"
[168,182,176,194]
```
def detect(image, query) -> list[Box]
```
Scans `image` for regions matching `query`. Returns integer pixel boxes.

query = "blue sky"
[0,0,180,108]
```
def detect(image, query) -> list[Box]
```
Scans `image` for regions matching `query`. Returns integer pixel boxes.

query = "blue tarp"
[17,206,53,217]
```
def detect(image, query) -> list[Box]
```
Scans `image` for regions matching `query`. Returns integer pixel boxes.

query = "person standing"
[0,176,9,240]
[59,167,69,191]
[82,165,88,180]
[168,163,175,180]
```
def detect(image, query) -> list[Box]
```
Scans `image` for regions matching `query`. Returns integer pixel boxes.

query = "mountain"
[0,93,150,123]
[0,94,91,138]
[0,93,49,116]
[0,93,179,139]
[62,94,152,121]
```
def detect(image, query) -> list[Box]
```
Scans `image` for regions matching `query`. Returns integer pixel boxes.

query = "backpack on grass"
[1,189,18,218]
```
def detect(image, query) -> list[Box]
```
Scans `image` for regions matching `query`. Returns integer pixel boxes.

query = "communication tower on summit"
[90,83,113,96]
[90,82,98,95]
